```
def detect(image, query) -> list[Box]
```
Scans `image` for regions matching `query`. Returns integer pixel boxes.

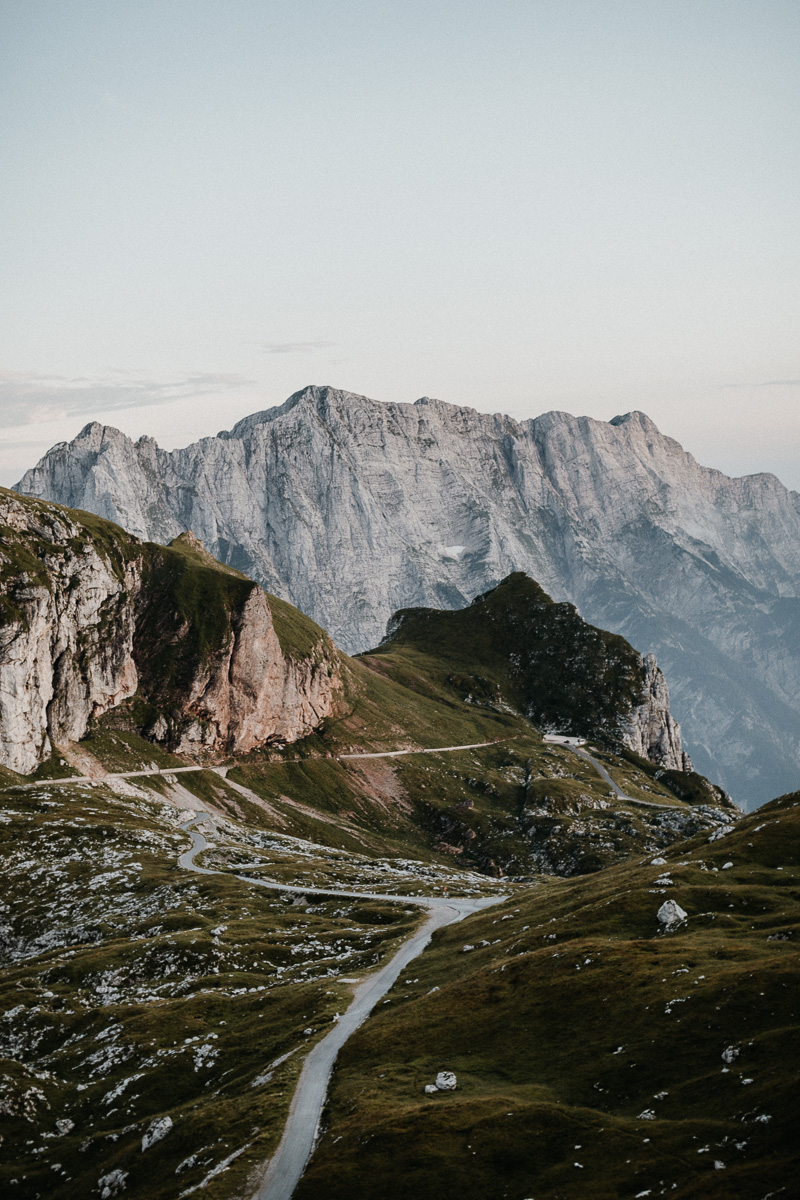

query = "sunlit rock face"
[0,492,343,773]
[15,385,800,805]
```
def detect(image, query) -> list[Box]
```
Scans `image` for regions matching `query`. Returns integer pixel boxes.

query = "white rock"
[97,1170,128,1198]
[56,1118,75,1135]
[721,1046,740,1063]
[657,900,688,928]
[722,861,733,869]
[141,1115,173,1151]
[424,1084,438,1095]
[651,857,668,865]
[434,1071,457,1091]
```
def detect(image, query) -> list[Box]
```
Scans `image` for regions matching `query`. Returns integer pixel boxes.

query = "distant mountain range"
[15,385,800,807]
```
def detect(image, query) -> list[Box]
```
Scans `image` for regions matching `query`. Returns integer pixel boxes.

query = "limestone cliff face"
[14,386,800,804]
[619,654,692,772]
[142,578,342,756]
[0,494,139,773]
[0,492,342,772]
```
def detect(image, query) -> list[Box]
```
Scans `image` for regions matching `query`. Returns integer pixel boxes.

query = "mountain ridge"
[14,384,800,806]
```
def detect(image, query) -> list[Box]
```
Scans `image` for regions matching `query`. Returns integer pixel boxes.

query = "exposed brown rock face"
[160,584,343,756]
[0,491,343,772]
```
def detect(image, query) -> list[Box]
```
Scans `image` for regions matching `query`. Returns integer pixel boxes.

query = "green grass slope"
[296,794,800,1200]
[0,776,432,1200]
[372,573,648,741]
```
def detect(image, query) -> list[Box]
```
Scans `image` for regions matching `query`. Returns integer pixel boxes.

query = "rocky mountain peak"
[379,571,692,773]
[609,410,658,431]
[12,385,800,805]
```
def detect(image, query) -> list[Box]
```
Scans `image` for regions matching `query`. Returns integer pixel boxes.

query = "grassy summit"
[372,573,649,741]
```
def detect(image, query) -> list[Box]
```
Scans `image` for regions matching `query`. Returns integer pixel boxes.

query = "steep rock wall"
[619,653,692,772]
[0,492,342,772]
[0,495,139,773]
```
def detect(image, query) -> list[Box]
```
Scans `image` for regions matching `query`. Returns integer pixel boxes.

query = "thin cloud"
[0,370,253,427]
[252,341,335,355]
[719,378,800,390]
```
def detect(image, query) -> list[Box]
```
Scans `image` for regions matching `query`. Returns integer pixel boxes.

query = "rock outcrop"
[0,491,343,773]
[14,385,800,804]
[0,495,140,773]
[657,899,688,929]
[619,654,692,772]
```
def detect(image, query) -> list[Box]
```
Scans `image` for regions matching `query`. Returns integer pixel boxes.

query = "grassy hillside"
[0,773,442,1200]
[371,573,649,741]
[296,793,800,1200]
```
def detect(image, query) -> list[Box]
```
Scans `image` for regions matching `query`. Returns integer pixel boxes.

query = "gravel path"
[569,745,685,810]
[19,739,501,789]
[177,815,505,1199]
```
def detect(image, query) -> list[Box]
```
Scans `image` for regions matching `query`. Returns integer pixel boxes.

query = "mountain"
[0,488,343,774]
[378,572,694,773]
[4,494,785,1200]
[0,491,733,880]
[14,386,800,807]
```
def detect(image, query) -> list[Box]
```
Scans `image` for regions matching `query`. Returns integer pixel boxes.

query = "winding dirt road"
[568,745,685,810]
[21,740,500,789]
[177,816,505,1199]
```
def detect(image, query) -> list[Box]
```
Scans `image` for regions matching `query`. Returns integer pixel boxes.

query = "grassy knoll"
[296,795,800,1200]
[370,573,649,743]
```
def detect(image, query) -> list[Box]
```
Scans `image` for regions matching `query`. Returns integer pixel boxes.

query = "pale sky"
[1,0,799,489]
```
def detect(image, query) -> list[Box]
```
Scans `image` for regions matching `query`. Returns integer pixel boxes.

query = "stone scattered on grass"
[141,1115,173,1151]
[97,1168,128,1198]
[424,1071,457,1094]
[657,899,687,929]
